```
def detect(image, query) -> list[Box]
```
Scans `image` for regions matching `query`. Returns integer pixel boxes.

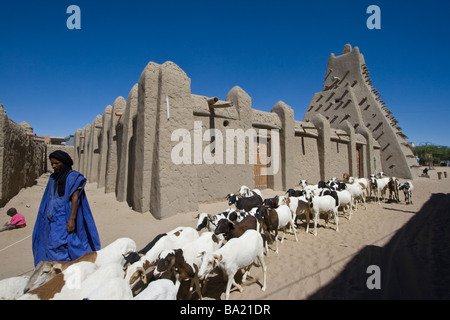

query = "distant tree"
[414,143,450,167]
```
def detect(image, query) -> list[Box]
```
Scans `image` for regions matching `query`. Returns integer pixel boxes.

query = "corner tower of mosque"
[303,44,417,179]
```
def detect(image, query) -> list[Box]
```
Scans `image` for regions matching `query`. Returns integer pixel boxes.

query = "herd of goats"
[0,172,415,300]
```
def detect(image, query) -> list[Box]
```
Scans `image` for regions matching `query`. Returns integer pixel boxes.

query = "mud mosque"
[0,44,419,217]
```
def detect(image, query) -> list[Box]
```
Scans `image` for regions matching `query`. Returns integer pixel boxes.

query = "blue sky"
[1,0,449,146]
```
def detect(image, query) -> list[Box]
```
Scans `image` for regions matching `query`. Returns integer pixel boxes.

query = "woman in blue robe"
[32,150,101,267]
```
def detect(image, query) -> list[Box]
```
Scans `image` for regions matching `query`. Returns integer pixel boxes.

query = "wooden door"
[356,147,362,178]
[254,136,270,189]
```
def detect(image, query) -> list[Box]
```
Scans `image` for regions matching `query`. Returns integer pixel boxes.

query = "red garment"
[10,213,26,226]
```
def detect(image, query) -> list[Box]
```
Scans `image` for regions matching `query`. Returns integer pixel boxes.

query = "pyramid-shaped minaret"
[303,44,418,179]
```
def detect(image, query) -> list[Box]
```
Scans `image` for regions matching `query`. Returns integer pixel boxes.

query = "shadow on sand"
[308,193,450,300]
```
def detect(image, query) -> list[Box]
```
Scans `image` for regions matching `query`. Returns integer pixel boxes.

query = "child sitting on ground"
[0,208,26,232]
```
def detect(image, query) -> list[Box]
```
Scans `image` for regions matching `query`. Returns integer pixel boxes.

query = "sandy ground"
[1,167,449,300]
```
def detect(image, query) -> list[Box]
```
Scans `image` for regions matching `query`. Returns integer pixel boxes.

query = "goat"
[303,184,322,196]
[285,188,305,197]
[52,262,126,300]
[214,215,258,241]
[388,177,400,202]
[348,176,369,198]
[154,248,198,299]
[24,237,136,293]
[124,227,198,268]
[198,229,267,300]
[238,185,263,198]
[154,231,223,299]
[370,174,390,204]
[346,179,367,210]
[262,195,280,208]
[133,278,180,300]
[329,181,347,191]
[343,172,350,181]
[123,234,167,269]
[228,209,254,223]
[195,209,233,232]
[278,195,308,225]
[319,188,340,207]
[348,176,369,189]
[335,189,354,219]
[304,189,339,236]
[256,204,298,254]
[83,277,133,300]
[299,179,308,189]
[0,276,30,300]
[399,181,414,204]
[18,261,98,300]
[124,227,198,289]
[328,182,353,219]
[226,193,263,212]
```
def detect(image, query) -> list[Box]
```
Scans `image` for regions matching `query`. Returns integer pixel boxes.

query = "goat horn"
[194,263,199,275]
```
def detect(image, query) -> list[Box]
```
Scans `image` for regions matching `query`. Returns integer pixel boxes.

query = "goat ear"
[213,254,222,266]
[124,250,134,256]
[193,264,199,276]
[142,260,151,270]
[53,263,63,274]
[211,234,219,244]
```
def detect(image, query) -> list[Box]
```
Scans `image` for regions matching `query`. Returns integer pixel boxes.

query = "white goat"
[198,229,267,300]
[238,185,263,198]
[18,261,98,300]
[370,174,390,204]
[348,176,369,190]
[94,237,137,267]
[124,227,198,288]
[0,276,30,300]
[335,189,354,219]
[52,262,125,300]
[24,237,136,293]
[278,195,308,223]
[305,190,339,236]
[84,277,133,300]
[180,232,223,268]
[299,179,308,189]
[346,180,367,210]
[133,278,180,300]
